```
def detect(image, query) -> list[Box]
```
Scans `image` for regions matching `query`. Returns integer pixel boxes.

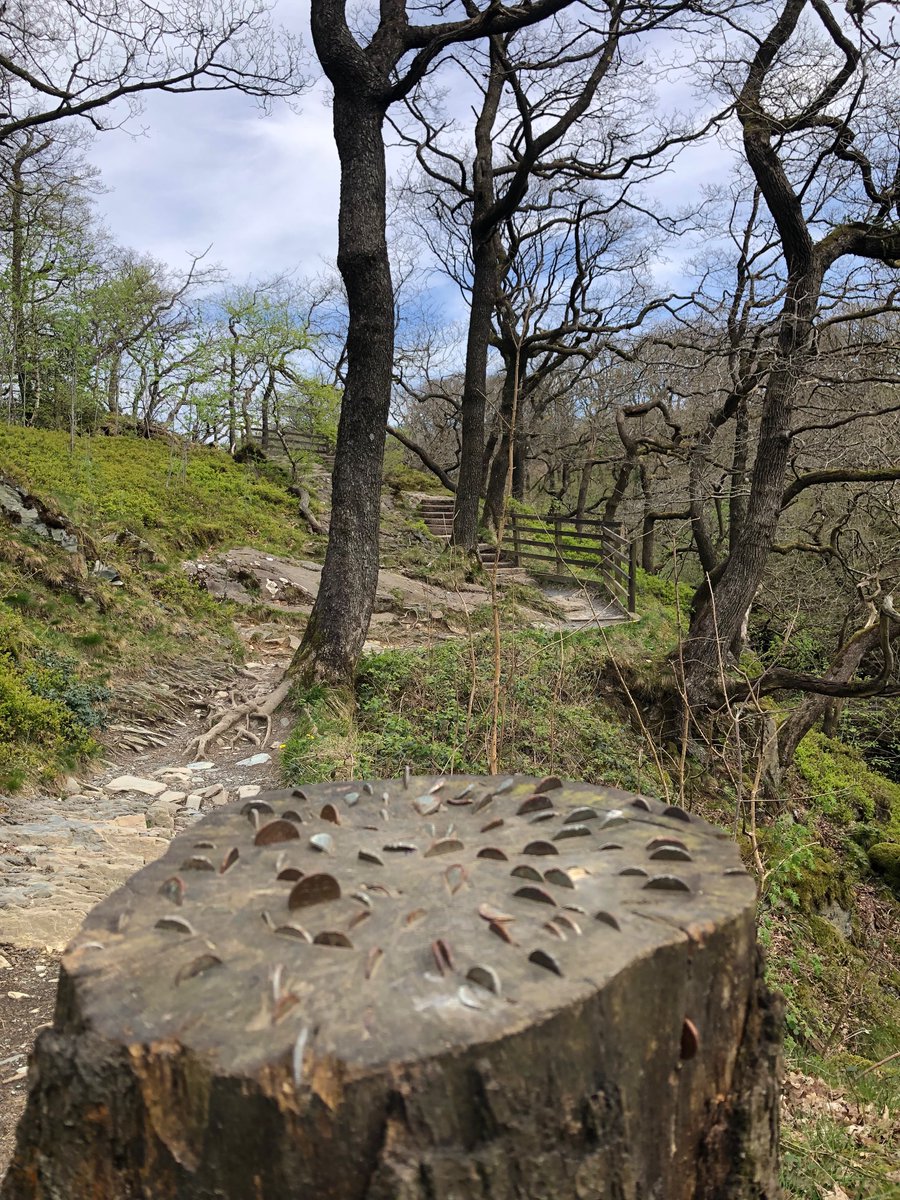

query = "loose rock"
[110,815,147,830]
[105,776,166,797]
[235,753,271,768]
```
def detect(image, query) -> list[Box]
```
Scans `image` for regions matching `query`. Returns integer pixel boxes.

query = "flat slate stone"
[104,776,167,796]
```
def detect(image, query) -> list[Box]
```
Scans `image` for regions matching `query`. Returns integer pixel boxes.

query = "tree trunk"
[106,352,121,416]
[261,367,274,451]
[821,701,842,739]
[482,364,517,531]
[454,235,498,549]
[453,48,504,552]
[682,265,822,704]
[9,146,28,419]
[638,467,654,573]
[603,458,634,524]
[292,90,393,686]
[227,340,238,455]
[2,776,782,1200]
[512,417,527,500]
[729,397,750,552]
[575,459,594,532]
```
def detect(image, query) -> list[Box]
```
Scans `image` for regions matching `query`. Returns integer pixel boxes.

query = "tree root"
[188,676,293,760]
[288,485,325,535]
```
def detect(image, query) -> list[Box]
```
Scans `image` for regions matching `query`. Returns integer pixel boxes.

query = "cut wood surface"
[1,775,782,1200]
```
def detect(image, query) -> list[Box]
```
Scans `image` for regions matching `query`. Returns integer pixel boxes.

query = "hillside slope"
[0,428,898,1197]
[0,426,314,787]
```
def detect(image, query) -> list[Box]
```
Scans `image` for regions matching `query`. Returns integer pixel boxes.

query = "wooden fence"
[505,512,637,613]
[248,426,334,460]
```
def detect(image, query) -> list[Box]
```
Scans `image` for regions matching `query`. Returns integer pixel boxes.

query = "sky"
[85,5,737,297]
[89,79,341,282]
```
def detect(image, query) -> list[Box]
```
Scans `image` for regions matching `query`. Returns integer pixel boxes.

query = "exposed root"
[288,485,325,536]
[189,676,293,760]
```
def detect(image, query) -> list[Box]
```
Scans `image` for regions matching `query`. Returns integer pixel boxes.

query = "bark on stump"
[1,775,783,1200]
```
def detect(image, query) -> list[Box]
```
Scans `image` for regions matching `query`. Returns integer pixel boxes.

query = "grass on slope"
[282,576,683,790]
[0,425,309,559]
[0,425,313,788]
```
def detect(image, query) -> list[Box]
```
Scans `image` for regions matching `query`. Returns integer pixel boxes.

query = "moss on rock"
[867,842,900,892]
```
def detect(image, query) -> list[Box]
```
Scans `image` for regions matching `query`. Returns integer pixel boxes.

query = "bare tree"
[0,0,306,144]
[398,4,711,550]
[481,188,680,530]
[678,0,900,712]
[293,0,606,687]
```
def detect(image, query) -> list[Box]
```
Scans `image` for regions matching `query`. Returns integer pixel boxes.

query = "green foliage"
[0,604,108,773]
[282,683,356,782]
[284,623,669,795]
[748,608,832,675]
[0,426,309,559]
[759,816,828,910]
[0,606,28,658]
[383,463,448,495]
[381,442,448,496]
[868,843,900,892]
[25,647,109,730]
[0,425,321,787]
[756,731,900,1138]
[0,642,101,789]
[764,904,900,1064]
[795,732,900,827]
[634,567,693,614]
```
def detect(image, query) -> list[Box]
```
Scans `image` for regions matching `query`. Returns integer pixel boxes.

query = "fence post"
[554,517,563,576]
[629,537,638,614]
[598,524,612,597]
[512,514,521,567]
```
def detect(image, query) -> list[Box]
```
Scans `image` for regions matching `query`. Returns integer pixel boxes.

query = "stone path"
[536,582,630,628]
[182,546,628,636]
[0,621,292,1166]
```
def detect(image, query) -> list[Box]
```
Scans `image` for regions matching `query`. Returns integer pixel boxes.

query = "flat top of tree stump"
[63,775,755,1077]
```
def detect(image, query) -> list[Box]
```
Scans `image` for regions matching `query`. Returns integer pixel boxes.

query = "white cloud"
[88,79,339,280]
[83,7,738,300]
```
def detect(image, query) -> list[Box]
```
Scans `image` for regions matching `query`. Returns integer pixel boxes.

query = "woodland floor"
[0,564,897,1194]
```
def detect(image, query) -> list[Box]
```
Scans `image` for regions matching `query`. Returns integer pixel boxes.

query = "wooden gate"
[505,512,637,613]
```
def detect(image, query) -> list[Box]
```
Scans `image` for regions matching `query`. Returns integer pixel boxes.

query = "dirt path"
[0,619,294,1170]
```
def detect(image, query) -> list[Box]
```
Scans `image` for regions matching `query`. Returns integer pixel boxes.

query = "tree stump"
[1,776,783,1200]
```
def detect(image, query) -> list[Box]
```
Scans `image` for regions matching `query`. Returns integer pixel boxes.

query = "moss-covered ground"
[0,424,310,787]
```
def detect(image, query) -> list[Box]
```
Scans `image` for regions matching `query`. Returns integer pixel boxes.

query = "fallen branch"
[855,1047,900,1077]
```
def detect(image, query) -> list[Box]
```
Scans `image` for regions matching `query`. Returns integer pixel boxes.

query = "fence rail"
[248,426,335,459]
[504,512,637,613]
